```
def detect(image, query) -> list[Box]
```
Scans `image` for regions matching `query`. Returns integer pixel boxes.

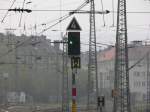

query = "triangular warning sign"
[67,17,82,31]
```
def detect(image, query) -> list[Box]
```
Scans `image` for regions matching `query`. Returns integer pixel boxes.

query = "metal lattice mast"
[147,53,150,112]
[87,0,99,111]
[114,0,131,111]
[62,37,69,112]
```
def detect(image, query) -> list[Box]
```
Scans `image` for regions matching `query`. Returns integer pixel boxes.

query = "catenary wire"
[1,8,150,13]
[1,0,17,23]
[38,0,89,34]
[0,0,90,58]
[111,0,115,27]
[100,0,106,26]
[19,0,26,27]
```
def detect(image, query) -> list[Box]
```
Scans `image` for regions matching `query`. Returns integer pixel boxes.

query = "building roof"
[97,47,115,61]
[97,43,150,62]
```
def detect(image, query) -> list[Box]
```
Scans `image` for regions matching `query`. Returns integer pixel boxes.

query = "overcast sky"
[0,0,150,51]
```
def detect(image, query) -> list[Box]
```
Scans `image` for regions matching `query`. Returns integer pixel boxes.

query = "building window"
[133,71,140,77]
[106,75,110,80]
[142,71,145,77]
[147,81,150,86]
[134,81,141,87]
[134,82,137,87]
[142,81,146,87]
[138,81,141,87]
[143,94,147,101]
[133,71,136,76]
[137,72,140,77]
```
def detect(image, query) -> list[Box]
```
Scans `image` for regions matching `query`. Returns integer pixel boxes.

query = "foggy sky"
[0,0,150,51]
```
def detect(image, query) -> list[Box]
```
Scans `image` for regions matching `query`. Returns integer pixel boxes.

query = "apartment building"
[97,40,150,108]
[0,32,62,103]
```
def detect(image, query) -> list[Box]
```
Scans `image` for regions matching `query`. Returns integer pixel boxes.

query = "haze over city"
[0,0,150,112]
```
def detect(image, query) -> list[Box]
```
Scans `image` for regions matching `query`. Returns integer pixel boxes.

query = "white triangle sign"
[67,17,82,31]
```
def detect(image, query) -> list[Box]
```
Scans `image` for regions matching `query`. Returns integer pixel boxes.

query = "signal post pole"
[72,68,77,112]
[67,17,82,112]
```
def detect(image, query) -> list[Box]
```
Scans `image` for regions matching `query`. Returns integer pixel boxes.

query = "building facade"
[0,32,63,104]
[97,40,150,111]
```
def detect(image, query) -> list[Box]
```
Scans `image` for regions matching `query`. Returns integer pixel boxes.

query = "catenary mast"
[114,0,131,112]
[87,0,99,111]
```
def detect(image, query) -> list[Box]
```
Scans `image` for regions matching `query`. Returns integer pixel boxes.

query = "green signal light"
[70,41,73,45]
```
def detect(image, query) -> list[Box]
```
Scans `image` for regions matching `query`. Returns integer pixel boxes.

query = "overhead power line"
[109,11,150,13]
[1,0,17,23]
[8,8,32,13]
[38,0,90,34]
[19,0,26,27]
[0,0,90,59]
[100,0,106,26]
[81,42,114,47]
[28,10,109,31]
[1,8,150,13]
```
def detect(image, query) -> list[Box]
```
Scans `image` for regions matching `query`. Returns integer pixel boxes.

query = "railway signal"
[68,32,80,56]
[67,17,82,112]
